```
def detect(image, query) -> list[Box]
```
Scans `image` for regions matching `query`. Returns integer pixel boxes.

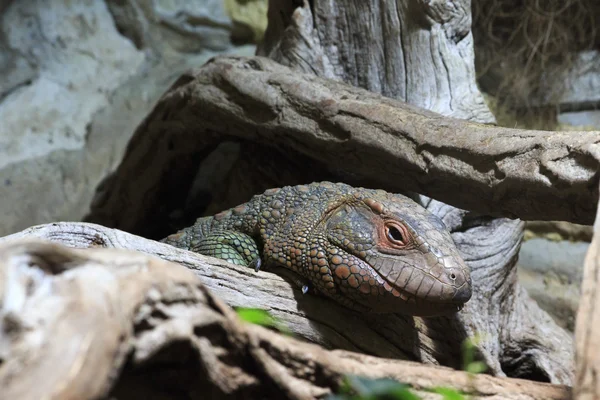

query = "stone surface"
[524,221,593,243]
[0,0,256,236]
[517,238,589,331]
[559,110,600,129]
[555,51,600,109]
[224,0,268,43]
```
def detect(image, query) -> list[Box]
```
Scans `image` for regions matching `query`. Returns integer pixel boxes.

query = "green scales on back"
[162,182,471,316]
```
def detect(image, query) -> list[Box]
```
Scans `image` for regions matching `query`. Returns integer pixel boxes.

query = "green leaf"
[462,334,488,374]
[235,307,292,335]
[431,387,466,400]
[327,375,422,400]
[235,307,274,326]
[466,361,487,375]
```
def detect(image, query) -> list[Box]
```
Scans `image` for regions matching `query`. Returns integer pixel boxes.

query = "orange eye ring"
[383,221,411,248]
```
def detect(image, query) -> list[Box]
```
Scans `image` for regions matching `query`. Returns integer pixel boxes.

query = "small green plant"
[235,307,292,335]
[462,335,488,375]
[327,376,468,400]
[238,310,486,400]
[326,375,421,400]
[327,334,491,400]
[430,387,466,400]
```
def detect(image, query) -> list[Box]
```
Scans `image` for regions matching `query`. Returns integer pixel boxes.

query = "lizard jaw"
[368,267,468,316]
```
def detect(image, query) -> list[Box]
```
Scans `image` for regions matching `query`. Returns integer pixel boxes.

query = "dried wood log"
[1,222,574,385]
[86,56,600,239]
[72,1,585,396]
[0,240,570,399]
[574,184,600,399]
[258,4,581,395]
[259,0,494,123]
[80,0,579,388]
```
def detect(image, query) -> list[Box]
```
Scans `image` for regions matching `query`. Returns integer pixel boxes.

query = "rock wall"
[0,0,256,236]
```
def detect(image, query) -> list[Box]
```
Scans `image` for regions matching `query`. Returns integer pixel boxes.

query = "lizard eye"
[384,222,409,246]
[387,226,403,242]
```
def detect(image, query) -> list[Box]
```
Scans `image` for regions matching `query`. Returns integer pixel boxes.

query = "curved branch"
[1,222,574,384]
[0,239,569,399]
[87,56,599,232]
[574,182,600,398]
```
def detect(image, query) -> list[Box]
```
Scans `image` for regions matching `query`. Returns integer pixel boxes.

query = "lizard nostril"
[450,273,456,280]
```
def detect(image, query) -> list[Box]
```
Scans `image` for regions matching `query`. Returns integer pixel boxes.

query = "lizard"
[162,182,471,316]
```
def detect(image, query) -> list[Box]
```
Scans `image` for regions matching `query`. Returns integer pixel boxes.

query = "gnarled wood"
[1,222,574,385]
[259,2,577,390]
[86,56,599,240]
[259,0,494,123]
[81,0,578,389]
[574,183,600,399]
[0,240,570,399]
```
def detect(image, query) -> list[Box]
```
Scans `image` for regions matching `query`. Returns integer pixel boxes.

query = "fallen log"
[1,222,574,384]
[86,56,600,240]
[574,181,600,399]
[0,240,570,399]
[76,0,579,393]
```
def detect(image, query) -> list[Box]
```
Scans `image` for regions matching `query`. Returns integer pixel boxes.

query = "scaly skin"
[162,182,471,316]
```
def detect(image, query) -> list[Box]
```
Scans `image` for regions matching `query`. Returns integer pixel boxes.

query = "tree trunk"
[259,0,493,122]
[574,181,600,399]
[256,0,576,385]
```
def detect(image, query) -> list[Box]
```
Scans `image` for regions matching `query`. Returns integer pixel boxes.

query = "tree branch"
[574,181,600,399]
[0,239,570,399]
[87,56,599,236]
[1,222,574,384]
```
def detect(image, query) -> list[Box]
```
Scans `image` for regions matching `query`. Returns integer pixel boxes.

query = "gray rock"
[0,0,256,236]
[517,238,589,331]
[559,110,600,128]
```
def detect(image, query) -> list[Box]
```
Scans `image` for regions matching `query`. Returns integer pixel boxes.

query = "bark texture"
[259,0,493,123]
[82,0,579,388]
[87,56,600,237]
[0,238,571,400]
[2,222,574,385]
[574,186,600,399]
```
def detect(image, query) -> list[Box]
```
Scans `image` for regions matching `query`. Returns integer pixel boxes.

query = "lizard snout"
[453,281,472,303]
[435,258,471,303]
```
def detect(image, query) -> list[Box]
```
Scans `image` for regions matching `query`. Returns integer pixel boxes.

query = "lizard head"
[322,192,471,316]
